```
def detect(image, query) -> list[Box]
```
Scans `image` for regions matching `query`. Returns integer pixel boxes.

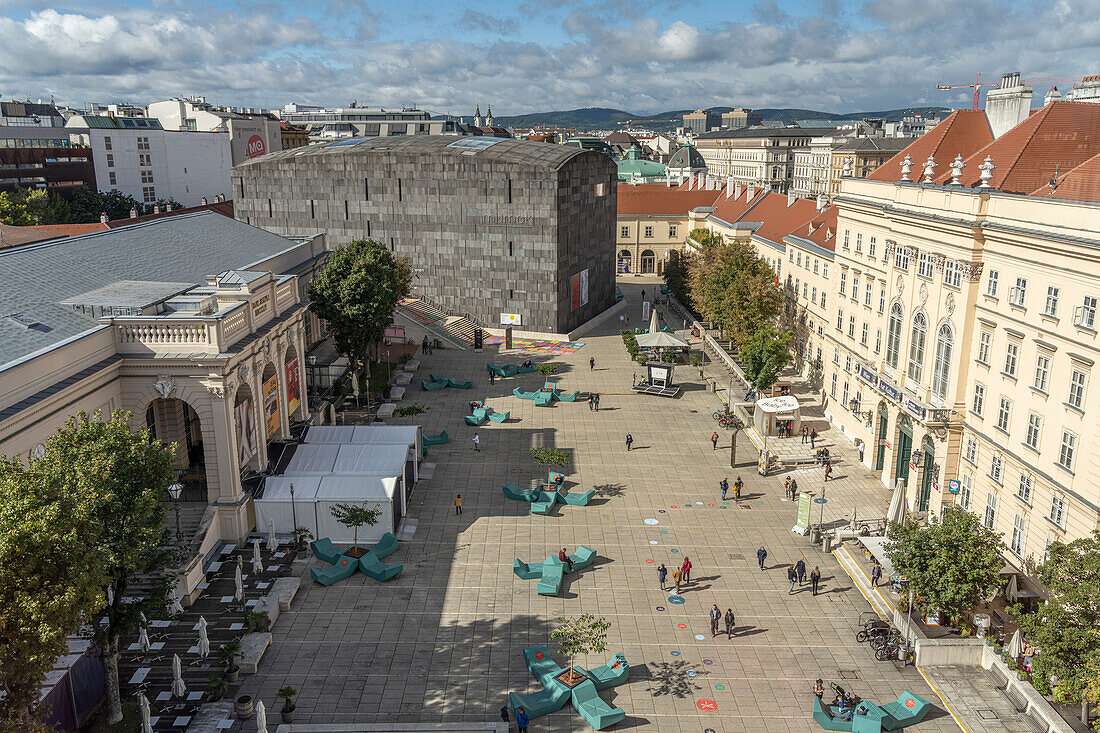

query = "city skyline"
[0,0,1094,115]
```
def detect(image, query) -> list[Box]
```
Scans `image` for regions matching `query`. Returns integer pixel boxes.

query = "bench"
[487,409,510,423]
[369,532,399,559]
[570,680,626,730]
[584,654,628,690]
[423,430,449,446]
[375,403,396,419]
[310,538,343,565]
[557,487,595,506]
[237,632,271,675]
[358,551,402,582]
[523,645,565,684]
[782,454,819,466]
[513,558,541,580]
[310,555,357,586]
[569,546,597,571]
[503,483,541,502]
[1023,711,1048,732]
[531,491,558,515]
[464,414,488,426]
[514,387,538,400]
[878,691,931,729]
[395,372,412,385]
[810,697,854,732]
[989,663,1010,690]
[389,386,406,401]
[536,558,564,595]
[556,390,580,402]
[266,578,300,611]
[534,392,553,407]
[421,379,448,390]
[508,686,571,719]
[1004,683,1030,713]
[449,379,473,389]
[402,359,420,372]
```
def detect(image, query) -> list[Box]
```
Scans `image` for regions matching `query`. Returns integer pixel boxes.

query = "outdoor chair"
[310,538,343,565]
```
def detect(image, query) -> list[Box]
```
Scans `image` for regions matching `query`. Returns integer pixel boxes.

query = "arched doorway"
[919,435,935,512]
[640,249,656,274]
[234,382,259,472]
[283,346,303,424]
[617,249,632,274]
[146,398,206,501]
[894,414,913,486]
[875,401,888,471]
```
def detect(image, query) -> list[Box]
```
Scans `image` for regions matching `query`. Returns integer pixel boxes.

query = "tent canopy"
[636,330,688,348]
[306,425,419,446]
[282,443,407,478]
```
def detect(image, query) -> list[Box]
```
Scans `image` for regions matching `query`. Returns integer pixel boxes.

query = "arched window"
[908,312,927,383]
[886,302,904,369]
[931,323,954,400]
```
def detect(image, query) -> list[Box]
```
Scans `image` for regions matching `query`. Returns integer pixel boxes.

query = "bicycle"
[712,409,735,422]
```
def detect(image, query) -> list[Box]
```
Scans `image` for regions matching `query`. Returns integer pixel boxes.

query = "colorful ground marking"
[702,659,713,665]
[645,559,653,563]
[670,651,681,656]
[644,518,659,525]
[686,670,697,676]
[696,699,718,712]
[694,634,704,640]
[668,595,686,605]
[483,335,585,354]
[676,623,687,629]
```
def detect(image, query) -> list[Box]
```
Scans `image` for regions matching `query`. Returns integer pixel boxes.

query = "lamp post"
[730,418,743,468]
[289,482,298,549]
[167,482,184,556]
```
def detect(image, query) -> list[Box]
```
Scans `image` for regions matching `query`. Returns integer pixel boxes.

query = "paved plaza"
[239,278,963,732]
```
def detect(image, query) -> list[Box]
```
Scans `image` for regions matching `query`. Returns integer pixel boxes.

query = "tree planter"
[282,707,295,723]
[226,667,239,683]
[554,668,587,688]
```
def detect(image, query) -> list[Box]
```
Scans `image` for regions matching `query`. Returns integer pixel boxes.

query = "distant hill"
[489,105,950,132]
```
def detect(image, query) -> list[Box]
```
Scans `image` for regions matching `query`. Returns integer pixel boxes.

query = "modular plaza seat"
[464,406,511,425]
[811,691,930,732]
[508,645,628,730]
[512,546,597,596]
[422,375,473,390]
[309,532,404,585]
[502,477,594,514]
[487,361,537,377]
[422,430,449,446]
[513,381,580,406]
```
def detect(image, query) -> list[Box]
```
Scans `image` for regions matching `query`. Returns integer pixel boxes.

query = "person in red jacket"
[558,547,573,571]
[681,557,692,584]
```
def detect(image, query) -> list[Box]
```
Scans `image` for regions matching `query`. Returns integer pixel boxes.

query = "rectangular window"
[997,397,1012,433]
[508,241,514,256]
[136,136,150,150]
[1049,495,1066,527]
[964,437,978,464]
[813,259,819,274]
[1034,355,1050,392]
[104,136,112,151]
[789,250,795,262]
[842,380,850,406]
[861,322,869,346]
[820,292,826,309]
[594,182,605,197]
[868,236,877,258]
[848,316,855,338]
[105,153,114,168]
[822,263,829,278]
[140,169,153,183]
[1025,414,1042,451]
[1068,369,1087,409]
[959,473,973,510]
[620,226,629,238]
[844,355,852,373]
[141,186,155,203]
[840,272,847,296]
[977,332,991,364]
[878,288,885,314]
[865,282,873,307]
[812,286,817,303]
[972,384,985,416]
[843,230,850,250]
[1044,286,1059,317]
[895,247,910,271]
[1004,342,1018,377]
[917,252,934,278]
[669,225,677,238]
[874,329,882,354]
[836,309,843,331]
[984,492,998,529]
[830,373,837,398]
[855,233,863,253]
[364,178,370,199]
[1010,277,1027,307]
[1058,431,1076,471]
[833,347,840,365]
[797,252,802,266]
[1017,474,1032,505]
[990,455,1003,484]
[107,172,116,186]
[644,226,653,238]
[851,276,860,301]
[1010,515,1026,557]
[986,270,999,297]
[310,199,315,219]
[138,153,151,167]
[944,259,961,288]
[1078,295,1097,328]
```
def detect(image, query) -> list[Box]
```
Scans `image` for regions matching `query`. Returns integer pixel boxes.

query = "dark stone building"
[232,136,616,334]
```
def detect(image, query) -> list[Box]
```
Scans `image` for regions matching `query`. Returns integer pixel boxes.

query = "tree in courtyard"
[308,239,411,389]
[66,186,184,223]
[1083,642,1100,732]
[34,410,175,725]
[683,228,723,319]
[530,446,571,484]
[551,614,611,682]
[329,502,382,555]
[1011,530,1100,724]
[661,249,691,308]
[0,459,102,730]
[687,236,781,347]
[885,507,1003,626]
[0,187,49,226]
[740,325,792,397]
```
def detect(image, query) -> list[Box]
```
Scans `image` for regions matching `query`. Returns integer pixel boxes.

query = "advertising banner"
[236,398,256,468]
[570,269,590,310]
[500,313,522,326]
[286,358,301,416]
[642,301,650,320]
[796,492,811,532]
[263,374,280,438]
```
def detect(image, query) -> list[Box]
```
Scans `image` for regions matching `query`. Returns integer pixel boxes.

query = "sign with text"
[642,301,651,320]
[247,134,266,158]
[263,373,280,438]
[384,325,405,339]
[236,398,256,468]
[570,269,589,310]
[795,492,811,531]
[500,313,522,326]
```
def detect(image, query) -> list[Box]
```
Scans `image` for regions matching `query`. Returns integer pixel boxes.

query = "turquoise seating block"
[534,392,553,407]
[557,487,594,506]
[878,692,930,730]
[423,430,448,446]
[310,555,356,586]
[569,546,597,571]
[369,532,399,559]
[430,373,446,383]
[487,362,506,376]
[514,387,537,400]
[659,284,671,294]
[584,654,628,691]
[531,491,558,515]
[358,551,402,581]
[508,686,571,719]
[503,483,541,502]
[513,558,541,580]
[543,381,557,390]
[464,414,488,426]
[811,697,860,731]
[516,364,536,374]
[310,538,343,565]
[449,379,473,389]
[571,680,626,730]
[472,407,489,419]
[422,379,448,391]
[548,471,566,486]
[556,390,580,402]
[536,557,564,595]
[487,409,510,423]
[522,645,564,683]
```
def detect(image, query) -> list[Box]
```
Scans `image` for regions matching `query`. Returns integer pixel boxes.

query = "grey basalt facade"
[232,136,616,334]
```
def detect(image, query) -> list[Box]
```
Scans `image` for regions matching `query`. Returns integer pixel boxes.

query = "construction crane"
[937,72,1086,109]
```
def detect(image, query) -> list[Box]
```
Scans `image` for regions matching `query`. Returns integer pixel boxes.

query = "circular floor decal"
[670,505,677,508]
[644,518,659,525]
[656,606,665,611]
[706,728,717,733]
[694,634,704,640]
[696,501,703,505]
[714,684,726,691]
[757,500,764,504]
[650,541,658,545]
[660,530,668,534]
[676,623,687,629]
[670,650,681,656]
[645,559,653,563]
[707,503,716,507]
[687,670,697,676]
[668,595,686,605]
[659,510,666,513]
[670,548,680,553]
[696,699,718,712]
[702,659,713,665]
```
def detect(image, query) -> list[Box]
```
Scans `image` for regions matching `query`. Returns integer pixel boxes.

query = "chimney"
[1044,86,1061,106]
[130,207,137,218]
[201,197,208,205]
[985,71,1033,139]
[726,177,734,198]
[166,203,173,212]
[787,191,796,208]
[816,194,827,211]
[747,183,755,200]
[153,204,160,214]
[734,182,742,200]
[99,211,108,223]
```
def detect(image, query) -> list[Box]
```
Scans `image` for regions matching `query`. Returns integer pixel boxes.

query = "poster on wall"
[286,358,301,416]
[236,398,257,468]
[570,269,590,310]
[263,374,280,438]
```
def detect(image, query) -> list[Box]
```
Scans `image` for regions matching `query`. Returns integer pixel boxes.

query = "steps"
[396,298,478,348]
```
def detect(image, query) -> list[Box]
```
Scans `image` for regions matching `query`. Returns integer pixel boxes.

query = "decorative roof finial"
[899,154,913,182]
[842,156,853,175]
[949,154,966,185]
[486,104,493,127]
[474,101,482,127]
[922,155,937,183]
[978,156,996,188]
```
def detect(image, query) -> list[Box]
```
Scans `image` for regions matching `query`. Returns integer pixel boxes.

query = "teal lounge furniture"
[659,284,671,294]
[310,538,343,565]
[534,392,553,407]
[584,654,628,690]
[531,491,558,515]
[513,558,542,580]
[503,482,541,502]
[423,430,449,446]
[536,557,565,595]
[465,413,488,426]
[876,692,931,730]
[810,691,931,733]
[515,546,597,596]
[556,390,580,402]
[422,379,448,391]
[508,686,571,719]
[569,545,597,571]
[549,471,566,486]
[571,679,626,730]
[557,487,595,506]
[489,362,535,378]
[523,645,565,684]
[358,551,402,581]
[449,379,473,389]
[310,555,357,586]
[812,697,852,731]
[369,532,399,559]
[514,387,538,400]
[487,409,510,423]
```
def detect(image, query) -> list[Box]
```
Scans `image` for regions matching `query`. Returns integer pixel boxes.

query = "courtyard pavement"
[237,277,964,732]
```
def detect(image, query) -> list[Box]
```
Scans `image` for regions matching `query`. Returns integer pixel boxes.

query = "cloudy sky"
[0,0,1096,116]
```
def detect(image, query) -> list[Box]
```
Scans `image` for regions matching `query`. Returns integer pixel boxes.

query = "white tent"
[303,425,420,482]
[281,444,341,476]
[253,476,323,540]
[254,474,400,542]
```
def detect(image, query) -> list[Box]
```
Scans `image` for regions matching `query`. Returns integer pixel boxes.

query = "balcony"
[110,302,252,356]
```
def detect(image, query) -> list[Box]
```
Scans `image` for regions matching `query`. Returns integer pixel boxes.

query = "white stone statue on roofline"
[978,156,996,188]
[922,155,936,183]
[899,154,912,182]
[949,154,966,185]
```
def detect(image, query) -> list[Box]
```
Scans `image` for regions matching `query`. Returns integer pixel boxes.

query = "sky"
[0,0,1097,117]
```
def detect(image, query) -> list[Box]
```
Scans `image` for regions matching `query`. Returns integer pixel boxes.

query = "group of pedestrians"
[719,476,743,501]
[586,393,601,411]
[785,557,823,595]
[784,476,799,500]
[708,604,736,638]
[656,557,694,592]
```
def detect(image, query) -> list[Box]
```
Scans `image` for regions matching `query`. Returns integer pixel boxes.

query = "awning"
[857,535,896,577]
[636,330,689,348]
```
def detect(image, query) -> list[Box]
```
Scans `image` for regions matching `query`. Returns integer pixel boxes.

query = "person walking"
[472,433,480,452]
[594,393,600,412]
[500,705,510,725]
[632,372,637,387]
[641,289,646,300]
[757,546,767,571]
[784,476,793,500]
[801,426,808,444]
[657,563,668,590]
[672,567,683,593]
[454,494,463,515]
[734,476,743,500]
[724,608,735,639]
[787,563,798,594]
[810,566,821,596]
[824,460,832,482]
[590,356,596,371]
[810,429,818,449]
[625,434,634,451]
[709,604,721,637]
[871,563,882,588]
[588,394,595,411]
[681,557,692,584]
[489,370,495,384]
[711,431,719,450]
[516,706,530,733]
[720,477,729,500]
[791,477,798,498]
[619,314,625,328]
[559,548,574,572]
[796,557,807,586]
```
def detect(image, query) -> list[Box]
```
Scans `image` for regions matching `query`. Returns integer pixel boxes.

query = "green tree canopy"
[551,614,611,674]
[0,459,101,729]
[1012,530,1100,719]
[686,235,781,347]
[885,507,1003,624]
[740,325,793,395]
[308,239,411,372]
[0,188,49,225]
[34,410,175,725]
[329,502,381,550]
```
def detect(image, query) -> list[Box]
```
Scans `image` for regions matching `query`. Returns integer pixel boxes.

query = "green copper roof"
[616,145,666,181]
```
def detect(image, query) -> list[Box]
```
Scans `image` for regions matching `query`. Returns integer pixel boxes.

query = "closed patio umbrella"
[267,519,278,552]
[256,700,268,733]
[171,654,186,698]
[138,693,153,733]
[168,595,185,617]
[234,563,244,602]
[885,481,906,534]
[197,616,210,658]
[1006,574,1019,603]
[648,308,660,333]
[252,540,264,575]
[1007,629,1023,659]
[138,626,151,654]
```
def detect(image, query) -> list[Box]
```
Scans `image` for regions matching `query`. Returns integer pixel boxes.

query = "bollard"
[823,535,833,553]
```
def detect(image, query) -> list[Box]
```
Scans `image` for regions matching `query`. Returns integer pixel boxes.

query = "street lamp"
[166,482,184,553]
[289,482,299,549]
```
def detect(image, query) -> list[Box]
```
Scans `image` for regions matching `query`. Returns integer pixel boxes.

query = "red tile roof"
[106,200,234,227]
[801,205,838,250]
[746,194,822,245]
[616,185,722,216]
[708,185,769,224]
[868,110,993,183]
[0,223,62,249]
[1031,151,1100,202]
[28,222,110,236]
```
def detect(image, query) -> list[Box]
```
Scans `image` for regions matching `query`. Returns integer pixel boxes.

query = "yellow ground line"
[917,665,972,733]
[832,546,885,620]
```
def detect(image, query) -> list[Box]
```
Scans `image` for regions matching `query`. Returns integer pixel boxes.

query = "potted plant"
[247,609,270,634]
[329,502,381,558]
[277,685,298,722]
[219,641,241,683]
[292,526,313,552]
[550,614,612,687]
[205,674,228,701]
[530,446,571,487]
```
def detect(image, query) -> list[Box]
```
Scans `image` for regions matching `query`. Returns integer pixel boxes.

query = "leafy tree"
[551,614,611,679]
[885,507,1003,625]
[661,249,691,307]
[0,187,48,225]
[34,410,175,725]
[1082,643,1100,731]
[0,459,101,730]
[530,446,571,483]
[687,235,781,347]
[1011,531,1100,724]
[740,325,792,396]
[330,502,381,551]
[308,239,411,383]
[65,187,183,224]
